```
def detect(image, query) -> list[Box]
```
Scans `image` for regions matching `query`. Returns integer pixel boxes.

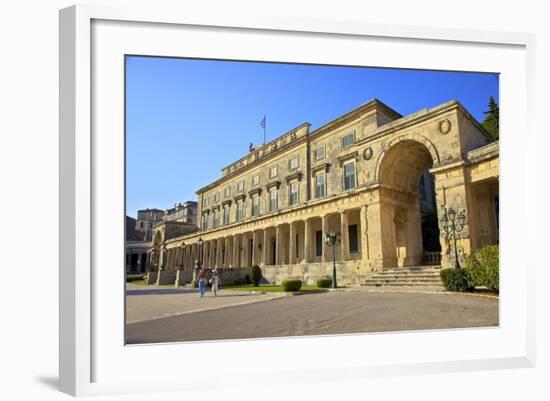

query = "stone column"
[321,215,328,263]
[224,237,230,267]
[215,238,221,268]
[275,225,281,265]
[232,235,239,267]
[289,222,296,264]
[211,241,216,268]
[340,210,349,262]
[262,229,268,266]
[204,242,210,268]
[251,231,258,266]
[360,205,369,267]
[304,219,310,264]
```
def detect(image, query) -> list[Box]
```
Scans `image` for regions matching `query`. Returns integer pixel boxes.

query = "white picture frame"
[59,4,536,397]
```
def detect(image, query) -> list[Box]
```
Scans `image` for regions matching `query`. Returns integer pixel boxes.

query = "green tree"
[481,96,499,142]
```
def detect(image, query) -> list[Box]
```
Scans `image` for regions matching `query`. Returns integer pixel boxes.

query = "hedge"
[281,279,302,292]
[126,274,145,283]
[251,265,262,287]
[440,268,473,292]
[316,278,333,288]
[465,244,499,293]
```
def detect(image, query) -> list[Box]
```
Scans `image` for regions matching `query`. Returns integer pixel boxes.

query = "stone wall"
[261,261,363,286]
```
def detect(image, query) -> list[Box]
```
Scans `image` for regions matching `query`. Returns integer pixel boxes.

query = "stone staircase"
[361,265,444,288]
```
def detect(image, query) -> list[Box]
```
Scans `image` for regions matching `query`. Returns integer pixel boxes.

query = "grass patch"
[222,284,326,293]
[127,279,146,286]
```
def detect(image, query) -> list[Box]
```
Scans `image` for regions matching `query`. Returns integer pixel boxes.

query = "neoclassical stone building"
[151,99,499,285]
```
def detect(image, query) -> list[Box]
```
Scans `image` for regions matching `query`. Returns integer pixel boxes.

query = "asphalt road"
[125,291,499,344]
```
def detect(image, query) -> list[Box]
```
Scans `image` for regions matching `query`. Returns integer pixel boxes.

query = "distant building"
[126,216,148,273]
[126,202,199,274]
[164,201,198,225]
[135,208,164,241]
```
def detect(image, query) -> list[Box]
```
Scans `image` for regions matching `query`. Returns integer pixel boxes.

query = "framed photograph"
[60,4,535,397]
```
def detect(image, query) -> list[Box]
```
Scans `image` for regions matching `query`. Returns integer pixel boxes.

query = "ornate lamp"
[324,231,342,288]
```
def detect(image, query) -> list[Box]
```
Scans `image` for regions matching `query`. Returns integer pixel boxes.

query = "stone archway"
[150,230,163,270]
[376,138,439,267]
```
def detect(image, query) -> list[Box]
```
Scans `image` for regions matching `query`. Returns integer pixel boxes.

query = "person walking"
[197,268,207,298]
[210,269,220,296]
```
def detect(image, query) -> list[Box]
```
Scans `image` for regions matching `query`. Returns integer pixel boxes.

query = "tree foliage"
[481,96,499,142]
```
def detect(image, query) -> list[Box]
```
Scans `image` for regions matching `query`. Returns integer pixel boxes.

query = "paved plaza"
[125,285,499,344]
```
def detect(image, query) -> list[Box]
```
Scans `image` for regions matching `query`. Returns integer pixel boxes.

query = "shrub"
[440,268,473,292]
[233,277,244,286]
[465,244,499,293]
[126,274,145,283]
[251,265,262,287]
[281,279,302,292]
[316,278,333,288]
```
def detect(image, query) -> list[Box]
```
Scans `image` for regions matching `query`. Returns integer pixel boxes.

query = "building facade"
[126,203,199,274]
[135,208,164,241]
[151,99,499,286]
[164,201,198,225]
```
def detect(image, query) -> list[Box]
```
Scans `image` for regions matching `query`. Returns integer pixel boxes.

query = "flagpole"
[263,114,266,145]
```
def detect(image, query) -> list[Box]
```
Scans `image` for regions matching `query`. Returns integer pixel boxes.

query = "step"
[361,281,445,288]
[364,279,442,285]
[372,272,441,278]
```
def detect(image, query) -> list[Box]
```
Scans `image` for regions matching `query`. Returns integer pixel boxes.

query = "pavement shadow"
[126,288,197,296]
[206,292,267,298]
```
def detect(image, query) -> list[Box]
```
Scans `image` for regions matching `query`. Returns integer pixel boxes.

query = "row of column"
[160,207,367,270]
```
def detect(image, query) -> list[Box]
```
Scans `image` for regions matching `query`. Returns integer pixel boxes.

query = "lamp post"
[324,231,342,288]
[439,207,466,268]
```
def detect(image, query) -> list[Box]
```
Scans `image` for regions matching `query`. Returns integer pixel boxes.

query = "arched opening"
[378,139,440,267]
[150,231,163,270]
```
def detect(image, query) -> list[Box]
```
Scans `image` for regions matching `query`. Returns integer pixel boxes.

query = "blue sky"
[126,56,499,217]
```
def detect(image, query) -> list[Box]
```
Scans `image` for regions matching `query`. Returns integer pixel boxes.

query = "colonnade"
[160,207,367,271]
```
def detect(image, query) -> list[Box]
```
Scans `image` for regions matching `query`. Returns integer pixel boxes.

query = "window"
[201,214,208,230]
[269,188,278,212]
[314,146,325,161]
[348,224,359,253]
[269,165,278,178]
[214,192,220,202]
[316,231,323,257]
[224,187,231,198]
[315,173,325,198]
[213,209,219,227]
[288,155,299,170]
[251,195,260,216]
[236,200,244,221]
[252,173,260,187]
[343,162,356,190]
[223,205,230,225]
[289,182,298,206]
[237,180,245,192]
[342,132,355,149]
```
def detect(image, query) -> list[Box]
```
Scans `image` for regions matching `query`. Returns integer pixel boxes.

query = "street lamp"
[324,231,342,288]
[439,207,466,268]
